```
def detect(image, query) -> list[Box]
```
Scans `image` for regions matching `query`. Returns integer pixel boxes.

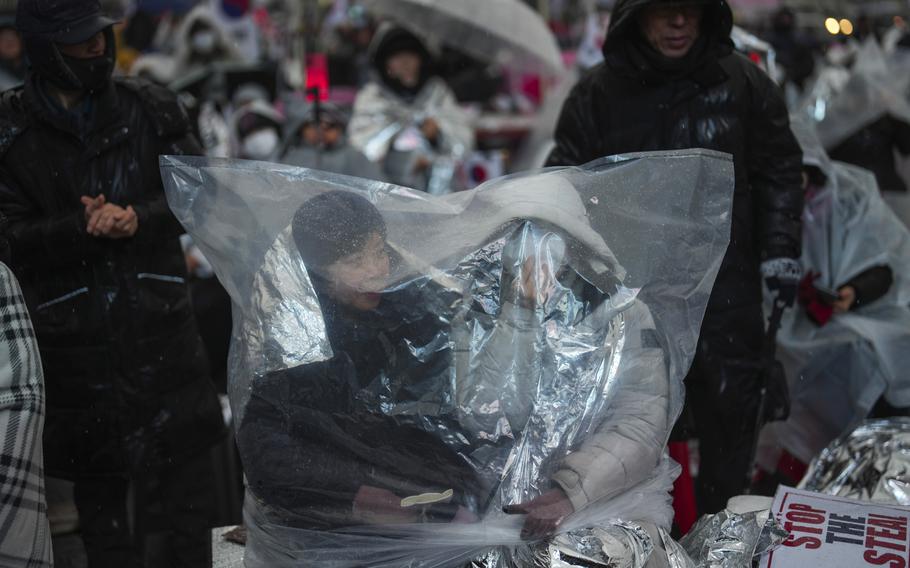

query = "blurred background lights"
[839,19,854,36]
[825,17,841,35]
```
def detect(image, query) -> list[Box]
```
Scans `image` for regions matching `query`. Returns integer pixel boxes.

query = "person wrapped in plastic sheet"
[159,150,735,567]
[347,25,474,194]
[756,118,910,487]
[798,40,910,193]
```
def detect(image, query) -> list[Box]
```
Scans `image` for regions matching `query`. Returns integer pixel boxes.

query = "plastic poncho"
[348,77,475,194]
[758,118,910,468]
[797,39,910,150]
[160,150,734,567]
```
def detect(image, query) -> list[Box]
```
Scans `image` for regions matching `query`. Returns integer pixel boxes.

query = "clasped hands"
[80,194,138,239]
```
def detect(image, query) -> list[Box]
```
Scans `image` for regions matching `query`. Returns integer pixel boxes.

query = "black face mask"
[61,52,113,93]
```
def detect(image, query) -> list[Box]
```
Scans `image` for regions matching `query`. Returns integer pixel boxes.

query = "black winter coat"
[0,75,225,478]
[548,0,804,316]
[237,282,480,529]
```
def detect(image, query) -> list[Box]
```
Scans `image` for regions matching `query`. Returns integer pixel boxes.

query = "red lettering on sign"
[863,549,906,568]
[869,514,909,541]
[783,534,822,549]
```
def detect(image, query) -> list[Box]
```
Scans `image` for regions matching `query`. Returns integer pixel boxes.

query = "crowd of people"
[0,0,908,566]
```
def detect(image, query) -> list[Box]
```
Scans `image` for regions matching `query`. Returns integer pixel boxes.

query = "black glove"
[761,258,802,307]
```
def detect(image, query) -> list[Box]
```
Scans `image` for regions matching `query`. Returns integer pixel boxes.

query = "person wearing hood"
[280,102,386,181]
[764,7,817,92]
[234,100,283,161]
[754,119,910,492]
[0,0,226,565]
[547,0,805,514]
[130,5,243,86]
[176,6,242,77]
[348,25,474,193]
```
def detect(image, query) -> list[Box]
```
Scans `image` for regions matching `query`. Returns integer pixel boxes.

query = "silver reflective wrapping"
[531,523,654,568]
[470,522,682,568]
[348,77,474,192]
[801,418,910,505]
[244,230,334,373]
[680,509,788,568]
[160,151,734,567]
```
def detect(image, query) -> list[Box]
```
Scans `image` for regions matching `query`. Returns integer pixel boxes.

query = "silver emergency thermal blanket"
[757,117,910,469]
[680,500,788,568]
[347,77,474,193]
[797,39,910,150]
[801,418,910,506]
[160,150,734,567]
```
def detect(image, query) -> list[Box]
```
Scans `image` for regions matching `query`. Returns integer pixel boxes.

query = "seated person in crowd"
[280,103,386,182]
[237,190,671,544]
[348,26,474,193]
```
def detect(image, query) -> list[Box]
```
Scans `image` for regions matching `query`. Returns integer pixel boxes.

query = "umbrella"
[363,0,564,76]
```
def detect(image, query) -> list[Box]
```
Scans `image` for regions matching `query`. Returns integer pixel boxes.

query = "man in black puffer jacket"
[548,0,804,514]
[0,0,225,565]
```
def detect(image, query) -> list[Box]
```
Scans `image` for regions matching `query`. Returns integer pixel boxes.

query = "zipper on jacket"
[36,287,89,311]
[137,273,186,284]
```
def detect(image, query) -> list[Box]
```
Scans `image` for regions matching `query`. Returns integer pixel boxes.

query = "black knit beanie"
[292,191,387,270]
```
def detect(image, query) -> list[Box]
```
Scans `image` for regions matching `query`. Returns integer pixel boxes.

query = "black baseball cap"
[17,0,118,44]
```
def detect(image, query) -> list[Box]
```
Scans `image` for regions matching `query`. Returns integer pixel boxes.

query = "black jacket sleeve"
[238,358,375,527]
[845,265,893,309]
[129,78,204,244]
[0,168,105,268]
[745,65,804,260]
[132,130,202,243]
[546,76,602,167]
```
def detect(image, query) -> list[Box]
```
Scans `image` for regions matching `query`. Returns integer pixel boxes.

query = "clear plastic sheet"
[797,40,910,150]
[758,117,910,467]
[160,150,734,567]
[801,418,910,505]
[680,508,788,568]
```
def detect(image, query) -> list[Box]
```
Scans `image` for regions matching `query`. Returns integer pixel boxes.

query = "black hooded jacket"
[0,76,225,477]
[548,0,804,315]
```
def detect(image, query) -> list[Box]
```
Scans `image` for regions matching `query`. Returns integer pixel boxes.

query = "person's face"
[321,123,342,147]
[301,123,320,146]
[638,3,703,59]
[385,51,422,88]
[325,232,390,311]
[58,31,106,59]
[0,29,21,62]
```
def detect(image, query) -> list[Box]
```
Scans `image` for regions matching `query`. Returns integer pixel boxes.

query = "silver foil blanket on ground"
[800,418,910,505]
[680,508,788,568]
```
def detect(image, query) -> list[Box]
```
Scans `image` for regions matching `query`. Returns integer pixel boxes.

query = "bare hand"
[833,285,856,314]
[86,203,139,239]
[352,485,417,524]
[516,256,556,307]
[421,118,440,143]
[80,194,106,221]
[504,488,574,540]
